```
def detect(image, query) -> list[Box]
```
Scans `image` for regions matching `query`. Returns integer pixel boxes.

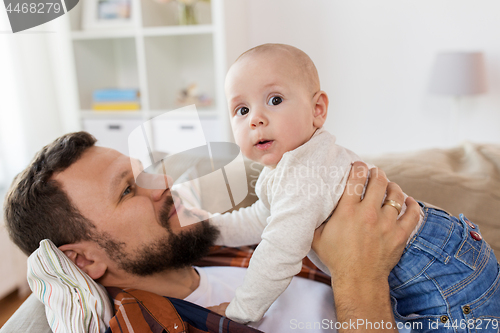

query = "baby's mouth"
[255,140,274,150]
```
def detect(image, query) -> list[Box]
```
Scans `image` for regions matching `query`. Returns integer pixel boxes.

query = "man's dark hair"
[3,131,97,255]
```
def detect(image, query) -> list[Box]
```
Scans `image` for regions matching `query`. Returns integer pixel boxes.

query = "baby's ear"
[59,242,107,280]
[312,91,329,128]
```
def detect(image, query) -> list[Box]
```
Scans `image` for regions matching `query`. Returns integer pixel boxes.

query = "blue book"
[93,89,140,102]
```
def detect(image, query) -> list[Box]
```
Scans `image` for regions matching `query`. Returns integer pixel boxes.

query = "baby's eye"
[267,96,282,106]
[236,107,250,116]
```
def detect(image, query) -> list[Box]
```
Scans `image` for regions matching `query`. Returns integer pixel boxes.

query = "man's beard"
[96,195,220,276]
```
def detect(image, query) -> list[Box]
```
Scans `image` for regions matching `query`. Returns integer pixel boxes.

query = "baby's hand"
[207,302,230,317]
[188,207,211,221]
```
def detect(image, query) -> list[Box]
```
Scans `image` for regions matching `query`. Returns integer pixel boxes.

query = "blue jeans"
[389,202,500,333]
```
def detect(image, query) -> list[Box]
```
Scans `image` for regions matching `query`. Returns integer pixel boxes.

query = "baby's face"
[225,53,318,168]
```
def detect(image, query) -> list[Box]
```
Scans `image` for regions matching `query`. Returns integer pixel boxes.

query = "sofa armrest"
[0,294,50,333]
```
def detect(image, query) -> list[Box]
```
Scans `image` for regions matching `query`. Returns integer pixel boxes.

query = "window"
[0,10,27,193]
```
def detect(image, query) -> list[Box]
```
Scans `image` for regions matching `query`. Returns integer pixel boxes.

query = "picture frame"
[82,0,137,30]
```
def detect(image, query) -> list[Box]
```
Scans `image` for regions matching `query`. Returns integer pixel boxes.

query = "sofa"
[1,142,499,333]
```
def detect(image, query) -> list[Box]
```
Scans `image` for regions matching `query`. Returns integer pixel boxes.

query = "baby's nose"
[251,119,265,128]
[250,110,267,127]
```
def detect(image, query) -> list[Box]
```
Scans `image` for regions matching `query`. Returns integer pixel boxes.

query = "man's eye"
[122,186,132,197]
[267,96,282,106]
[236,107,249,116]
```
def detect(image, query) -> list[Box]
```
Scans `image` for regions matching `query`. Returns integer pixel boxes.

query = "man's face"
[53,146,218,276]
[225,52,318,168]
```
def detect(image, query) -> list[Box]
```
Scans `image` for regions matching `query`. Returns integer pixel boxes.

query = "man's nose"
[148,175,174,201]
[249,107,268,128]
[150,188,165,202]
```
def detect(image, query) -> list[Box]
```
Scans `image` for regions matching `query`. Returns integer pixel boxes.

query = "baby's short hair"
[235,43,320,94]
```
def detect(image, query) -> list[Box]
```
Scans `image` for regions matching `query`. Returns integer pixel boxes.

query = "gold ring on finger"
[383,199,402,215]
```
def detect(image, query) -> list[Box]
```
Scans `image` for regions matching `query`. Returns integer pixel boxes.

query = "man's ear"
[312,91,329,128]
[59,242,107,280]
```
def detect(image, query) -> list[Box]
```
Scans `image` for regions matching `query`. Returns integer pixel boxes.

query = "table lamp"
[428,51,488,144]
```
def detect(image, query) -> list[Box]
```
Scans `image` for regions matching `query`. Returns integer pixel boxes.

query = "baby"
[209,44,500,328]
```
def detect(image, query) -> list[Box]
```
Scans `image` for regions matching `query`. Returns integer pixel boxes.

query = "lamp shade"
[428,52,487,96]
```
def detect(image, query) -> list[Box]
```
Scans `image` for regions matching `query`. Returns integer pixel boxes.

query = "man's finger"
[341,161,369,204]
[363,167,388,207]
[382,182,405,217]
[398,197,421,236]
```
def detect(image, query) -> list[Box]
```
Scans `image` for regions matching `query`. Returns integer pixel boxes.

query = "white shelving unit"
[64,0,228,155]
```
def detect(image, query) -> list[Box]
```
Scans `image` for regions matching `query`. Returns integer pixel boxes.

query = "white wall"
[225,0,500,155]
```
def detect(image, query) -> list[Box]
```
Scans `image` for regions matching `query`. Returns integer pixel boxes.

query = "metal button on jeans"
[463,305,471,314]
[440,315,449,323]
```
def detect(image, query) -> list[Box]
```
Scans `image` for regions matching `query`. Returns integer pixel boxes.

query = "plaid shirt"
[106,246,331,333]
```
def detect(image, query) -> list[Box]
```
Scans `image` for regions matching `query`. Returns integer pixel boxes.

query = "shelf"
[71,25,213,40]
[81,111,144,118]
[143,25,213,36]
[144,34,215,111]
[72,38,139,109]
[71,29,137,40]
[81,109,219,119]
[66,0,229,154]
[149,109,219,118]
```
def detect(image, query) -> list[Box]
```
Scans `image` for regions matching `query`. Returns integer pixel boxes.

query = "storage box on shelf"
[66,0,227,155]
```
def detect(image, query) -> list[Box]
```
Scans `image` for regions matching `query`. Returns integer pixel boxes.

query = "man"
[4,132,420,332]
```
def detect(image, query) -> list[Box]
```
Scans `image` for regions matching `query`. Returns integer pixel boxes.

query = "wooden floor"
[0,290,30,328]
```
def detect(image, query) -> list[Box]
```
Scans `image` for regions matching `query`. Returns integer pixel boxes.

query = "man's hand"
[313,162,420,284]
[312,161,421,332]
[207,302,230,317]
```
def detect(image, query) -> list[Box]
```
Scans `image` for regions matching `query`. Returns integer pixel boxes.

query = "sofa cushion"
[366,142,500,257]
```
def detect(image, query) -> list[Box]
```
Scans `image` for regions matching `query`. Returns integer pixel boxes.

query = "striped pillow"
[27,239,113,333]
